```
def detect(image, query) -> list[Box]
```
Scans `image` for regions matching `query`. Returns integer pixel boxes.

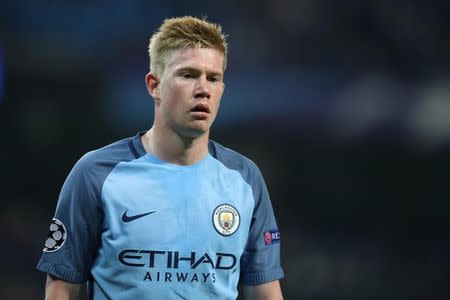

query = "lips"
[189,103,210,120]
[190,103,210,113]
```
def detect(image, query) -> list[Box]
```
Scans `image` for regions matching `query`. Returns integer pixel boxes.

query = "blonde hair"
[148,16,228,76]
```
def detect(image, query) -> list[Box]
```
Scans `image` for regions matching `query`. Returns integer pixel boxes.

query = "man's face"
[149,47,225,138]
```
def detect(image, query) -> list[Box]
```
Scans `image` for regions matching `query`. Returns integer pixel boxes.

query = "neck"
[142,125,209,166]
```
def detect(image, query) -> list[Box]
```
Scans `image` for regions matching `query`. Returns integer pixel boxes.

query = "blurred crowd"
[1,0,449,299]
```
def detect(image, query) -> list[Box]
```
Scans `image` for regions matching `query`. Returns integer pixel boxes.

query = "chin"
[179,126,210,139]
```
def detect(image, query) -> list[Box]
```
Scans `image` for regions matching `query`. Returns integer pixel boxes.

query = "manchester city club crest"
[212,204,240,236]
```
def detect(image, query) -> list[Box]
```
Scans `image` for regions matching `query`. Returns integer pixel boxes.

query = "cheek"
[161,84,183,109]
[212,88,224,108]
[165,82,191,101]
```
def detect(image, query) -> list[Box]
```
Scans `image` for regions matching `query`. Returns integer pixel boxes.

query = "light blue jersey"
[37,132,284,299]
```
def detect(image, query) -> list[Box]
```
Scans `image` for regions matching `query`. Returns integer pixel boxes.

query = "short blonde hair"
[148,16,228,76]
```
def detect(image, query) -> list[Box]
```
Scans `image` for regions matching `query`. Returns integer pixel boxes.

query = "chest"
[100,165,254,257]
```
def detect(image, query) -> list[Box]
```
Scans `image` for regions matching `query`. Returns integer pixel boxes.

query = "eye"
[208,76,221,83]
[182,73,193,79]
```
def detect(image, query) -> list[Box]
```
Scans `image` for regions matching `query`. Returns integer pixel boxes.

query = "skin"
[142,46,225,165]
[45,46,283,300]
[45,275,84,300]
[243,280,283,300]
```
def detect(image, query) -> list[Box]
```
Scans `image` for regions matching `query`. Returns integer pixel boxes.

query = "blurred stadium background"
[1,1,449,299]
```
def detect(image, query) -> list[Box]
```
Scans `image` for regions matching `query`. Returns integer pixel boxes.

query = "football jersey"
[37,132,284,299]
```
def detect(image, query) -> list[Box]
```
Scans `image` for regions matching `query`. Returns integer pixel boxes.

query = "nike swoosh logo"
[122,210,156,223]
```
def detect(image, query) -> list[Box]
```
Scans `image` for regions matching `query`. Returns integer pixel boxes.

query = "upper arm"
[240,165,284,285]
[37,154,105,282]
[242,280,283,300]
[45,275,86,300]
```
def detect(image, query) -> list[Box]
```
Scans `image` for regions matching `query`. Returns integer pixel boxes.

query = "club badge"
[212,204,240,236]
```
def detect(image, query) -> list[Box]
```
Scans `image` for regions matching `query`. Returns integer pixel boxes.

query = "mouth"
[190,103,210,114]
[189,104,210,120]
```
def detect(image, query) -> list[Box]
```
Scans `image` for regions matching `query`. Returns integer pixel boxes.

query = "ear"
[145,72,161,103]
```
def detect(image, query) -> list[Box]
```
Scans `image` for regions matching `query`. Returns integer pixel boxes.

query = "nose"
[193,75,211,99]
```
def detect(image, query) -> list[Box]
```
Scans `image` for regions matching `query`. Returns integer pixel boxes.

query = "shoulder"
[65,135,142,188]
[208,140,262,186]
[74,136,139,172]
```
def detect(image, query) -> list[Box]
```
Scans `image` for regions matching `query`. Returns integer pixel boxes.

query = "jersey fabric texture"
[37,132,284,299]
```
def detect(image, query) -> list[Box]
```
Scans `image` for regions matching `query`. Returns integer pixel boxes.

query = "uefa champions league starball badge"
[43,218,67,252]
[212,204,240,236]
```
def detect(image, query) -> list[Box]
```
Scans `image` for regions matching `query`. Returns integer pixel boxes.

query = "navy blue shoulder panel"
[37,133,146,283]
[73,134,146,203]
[208,140,259,189]
[208,140,284,285]
[69,135,144,205]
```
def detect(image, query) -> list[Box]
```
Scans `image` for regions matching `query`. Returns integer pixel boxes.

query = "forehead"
[164,47,224,74]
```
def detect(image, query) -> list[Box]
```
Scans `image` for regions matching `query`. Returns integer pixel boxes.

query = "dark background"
[1,1,450,299]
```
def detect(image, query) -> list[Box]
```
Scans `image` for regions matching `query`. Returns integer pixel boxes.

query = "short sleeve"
[239,165,284,285]
[36,153,104,283]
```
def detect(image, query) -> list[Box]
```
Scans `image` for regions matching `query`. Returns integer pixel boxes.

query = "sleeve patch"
[43,218,67,252]
[263,229,280,246]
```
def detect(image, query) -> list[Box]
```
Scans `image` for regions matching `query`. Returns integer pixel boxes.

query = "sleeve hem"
[36,261,87,284]
[240,267,284,285]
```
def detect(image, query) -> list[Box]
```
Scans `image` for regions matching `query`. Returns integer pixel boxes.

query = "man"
[37,16,284,299]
